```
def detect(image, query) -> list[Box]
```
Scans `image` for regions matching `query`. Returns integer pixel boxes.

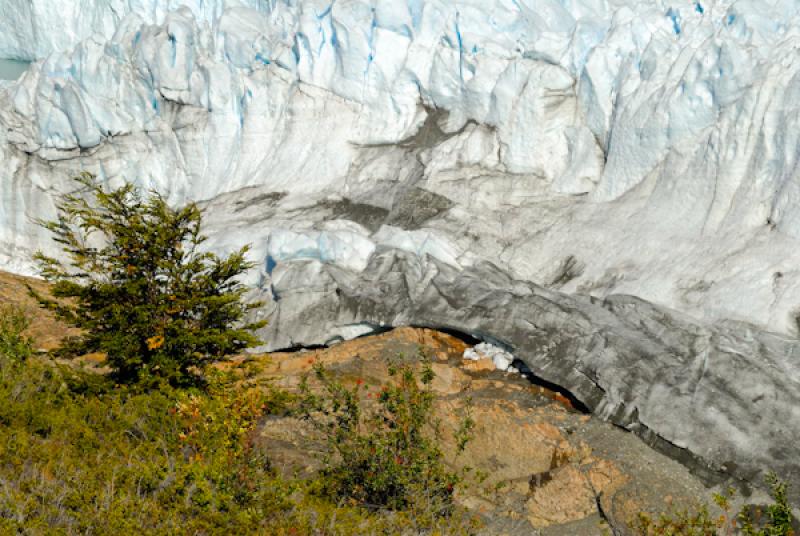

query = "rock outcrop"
[254,249,800,506]
[255,326,720,535]
[0,260,714,534]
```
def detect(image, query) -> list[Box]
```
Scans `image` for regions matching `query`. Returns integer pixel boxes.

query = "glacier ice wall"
[2,0,800,333]
[0,0,270,61]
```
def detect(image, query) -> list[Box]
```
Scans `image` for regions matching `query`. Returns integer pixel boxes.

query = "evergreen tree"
[32,173,265,386]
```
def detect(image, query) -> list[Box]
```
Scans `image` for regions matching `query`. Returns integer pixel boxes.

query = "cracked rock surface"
[254,326,736,535]
[252,249,800,507]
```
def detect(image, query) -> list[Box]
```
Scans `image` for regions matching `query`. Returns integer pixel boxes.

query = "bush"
[32,173,264,386]
[0,342,476,534]
[299,353,476,526]
[635,475,795,536]
[740,473,795,536]
[635,492,736,536]
[0,348,296,534]
[0,304,33,361]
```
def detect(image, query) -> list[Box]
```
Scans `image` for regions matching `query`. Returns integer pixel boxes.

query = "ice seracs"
[3,0,800,333]
[0,0,270,61]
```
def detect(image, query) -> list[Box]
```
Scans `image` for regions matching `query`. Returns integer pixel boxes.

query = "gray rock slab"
[254,249,800,505]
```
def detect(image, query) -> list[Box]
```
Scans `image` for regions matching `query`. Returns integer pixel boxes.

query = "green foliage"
[0,350,297,533]
[32,172,265,386]
[299,353,476,527]
[740,473,795,536]
[0,345,480,534]
[0,304,33,361]
[635,504,720,536]
[635,476,795,536]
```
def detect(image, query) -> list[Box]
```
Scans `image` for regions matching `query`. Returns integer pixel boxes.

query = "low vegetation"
[1,174,793,534]
[0,303,481,534]
[635,475,795,536]
[0,319,291,533]
[0,303,32,361]
[299,354,478,530]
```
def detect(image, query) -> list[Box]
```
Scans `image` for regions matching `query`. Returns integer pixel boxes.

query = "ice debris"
[464,342,518,373]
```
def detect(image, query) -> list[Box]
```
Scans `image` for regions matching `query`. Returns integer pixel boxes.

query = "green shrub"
[740,473,795,536]
[299,353,476,527]
[635,475,795,536]
[32,172,265,386]
[0,351,297,534]
[634,493,734,536]
[0,304,33,361]
[0,348,479,534]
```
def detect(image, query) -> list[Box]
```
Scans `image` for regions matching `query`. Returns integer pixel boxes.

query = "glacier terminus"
[2,0,800,507]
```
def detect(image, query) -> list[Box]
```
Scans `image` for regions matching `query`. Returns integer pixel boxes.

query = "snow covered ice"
[2,0,800,333]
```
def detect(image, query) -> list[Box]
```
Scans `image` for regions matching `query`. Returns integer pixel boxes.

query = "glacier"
[0,0,272,61]
[2,0,800,505]
[3,0,800,332]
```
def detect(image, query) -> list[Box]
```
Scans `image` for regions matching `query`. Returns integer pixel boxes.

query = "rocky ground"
[258,249,800,508]
[0,269,79,351]
[245,327,724,535]
[1,269,731,534]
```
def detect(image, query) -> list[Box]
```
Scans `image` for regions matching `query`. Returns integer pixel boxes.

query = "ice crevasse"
[2,0,800,333]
